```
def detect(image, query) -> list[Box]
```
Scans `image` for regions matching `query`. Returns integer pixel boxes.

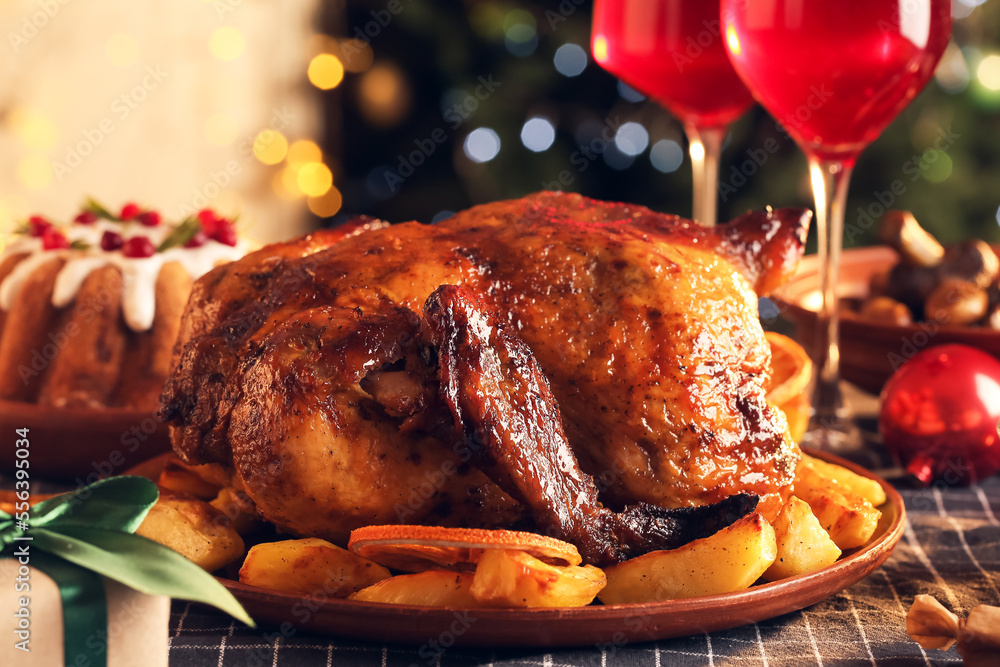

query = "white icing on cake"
[0,219,248,332]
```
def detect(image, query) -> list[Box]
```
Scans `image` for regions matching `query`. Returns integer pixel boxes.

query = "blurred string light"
[617,81,645,102]
[935,42,970,93]
[977,54,1000,91]
[358,62,412,127]
[995,204,1000,227]
[210,27,245,61]
[504,9,538,57]
[650,139,684,173]
[298,162,333,197]
[554,44,588,77]
[469,3,507,41]
[9,108,57,150]
[308,53,345,90]
[614,122,649,156]
[520,117,556,152]
[308,186,342,217]
[287,139,323,167]
[920,149,953,183]
[253,130,288,165]
[339,39,374,73]
[106,33,139,67]
[464,128,501,162]
[602,144,634,170]
[204,113,238,146]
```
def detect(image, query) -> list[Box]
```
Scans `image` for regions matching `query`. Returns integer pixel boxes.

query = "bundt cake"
[0,201,249,410]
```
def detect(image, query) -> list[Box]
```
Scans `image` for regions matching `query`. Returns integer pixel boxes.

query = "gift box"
[0,560,169,667]
[0,476,253,667]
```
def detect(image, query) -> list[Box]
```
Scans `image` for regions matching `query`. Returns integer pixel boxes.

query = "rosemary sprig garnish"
[157,216,201,252]
[83,197,119,221]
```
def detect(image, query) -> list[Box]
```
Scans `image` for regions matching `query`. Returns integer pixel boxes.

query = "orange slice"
[764,331,812,407]
[348,525,582,573]
[776,392,810,443]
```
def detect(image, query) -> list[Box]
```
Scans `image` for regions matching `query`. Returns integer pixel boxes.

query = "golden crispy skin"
[162,192,809,542]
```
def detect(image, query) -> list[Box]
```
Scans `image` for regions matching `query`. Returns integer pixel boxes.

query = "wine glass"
[720,0,952,449]
[591,0,754,226]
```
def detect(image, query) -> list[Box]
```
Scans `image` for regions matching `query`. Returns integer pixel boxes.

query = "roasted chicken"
[161,192,810,565]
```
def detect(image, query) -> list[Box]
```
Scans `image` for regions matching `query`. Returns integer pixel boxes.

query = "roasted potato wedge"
[157,459,224,500]
[795,456,882,550]
[763,496,842,581]
[210,487,262,536]
[470,549,605,608]
[136,496,244,571]
[598,513,777,604]
[239,538,391,598]
[799,454,886,506]
[349,570,479,607]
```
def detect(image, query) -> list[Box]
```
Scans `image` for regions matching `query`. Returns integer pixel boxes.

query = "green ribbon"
[0,476,254,667]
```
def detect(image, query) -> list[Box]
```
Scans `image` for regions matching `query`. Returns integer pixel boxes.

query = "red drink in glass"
[721,0,952,449]
[723,0,952,163]
[592,0,754,129]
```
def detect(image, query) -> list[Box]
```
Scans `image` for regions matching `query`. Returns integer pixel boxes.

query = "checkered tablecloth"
[158,472,999,667]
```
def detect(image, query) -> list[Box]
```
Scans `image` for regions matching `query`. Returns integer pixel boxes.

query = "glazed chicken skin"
[162,192,809,561]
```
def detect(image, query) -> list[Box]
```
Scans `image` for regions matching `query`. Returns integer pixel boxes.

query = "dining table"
[6,387,998,666]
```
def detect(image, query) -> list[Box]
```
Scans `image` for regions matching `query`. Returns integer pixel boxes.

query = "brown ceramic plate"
[0,399,171,482]
[131,450,904,647]
[773,246,1000,394]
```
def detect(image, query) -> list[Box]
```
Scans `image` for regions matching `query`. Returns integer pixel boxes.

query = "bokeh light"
[210,27,245,61]
[339,39,374,72]
[297,162,333,196]
[614,122,649,156]
[463,128,501,163]
[650,139,684,173]
[520,117,556,152]
[358,62,412,127]
[287,140,323,169]
[554,44,588,77]
[308,186,343,217]
[253,130,288,165]
[617,81,646,102]
[920,149,953,183]
[602,144,635,170]
[9,109,57,150]
[308,54,345,90]
[977,54,1000,90]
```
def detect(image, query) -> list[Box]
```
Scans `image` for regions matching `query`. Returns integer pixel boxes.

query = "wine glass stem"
[686,124,726,227]
[806,157,854,443]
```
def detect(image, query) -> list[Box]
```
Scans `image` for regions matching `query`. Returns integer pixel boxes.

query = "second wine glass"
[591,0,754,226]
[721,0,952,449]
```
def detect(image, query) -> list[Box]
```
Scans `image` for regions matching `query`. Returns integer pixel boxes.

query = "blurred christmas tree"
[325,0,1000,248]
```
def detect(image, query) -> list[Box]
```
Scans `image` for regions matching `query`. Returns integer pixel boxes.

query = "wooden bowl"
[773,246,1000,394]
[0,399,171,482]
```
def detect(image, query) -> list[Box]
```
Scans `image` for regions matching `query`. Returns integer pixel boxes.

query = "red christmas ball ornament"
[880,343,1000,486]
